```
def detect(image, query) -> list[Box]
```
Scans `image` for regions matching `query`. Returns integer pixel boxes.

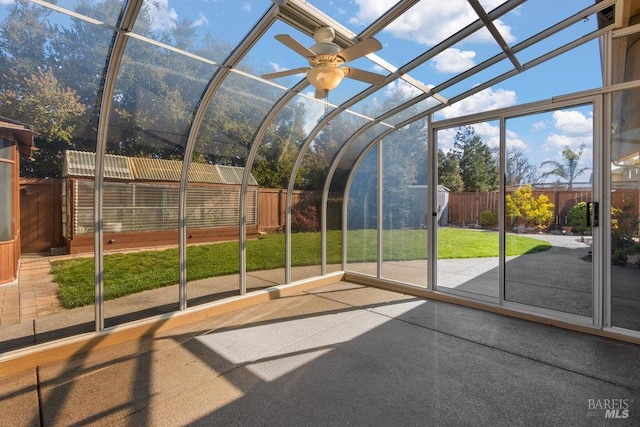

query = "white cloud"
[351,0,514,47]
[544,133,593,152]
[383,79,423,100]
[433,48,476,73]
[438,124,527,153]
[468,19,516,45]
[242,3,252,12]
[0,0,14,5]
[531,120,547,131]
[552,110,592,135]
[267,61,302,74]
[541,109,593,153]
[436,127,458,152]
[146,0,178,31]
[505,129,528,151]
[473,121,500,148]
[438,87,517,120]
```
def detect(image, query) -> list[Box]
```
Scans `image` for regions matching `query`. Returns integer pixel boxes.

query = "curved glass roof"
[0,0,613,187]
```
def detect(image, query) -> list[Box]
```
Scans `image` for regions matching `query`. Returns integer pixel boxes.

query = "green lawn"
[52,228,550,308]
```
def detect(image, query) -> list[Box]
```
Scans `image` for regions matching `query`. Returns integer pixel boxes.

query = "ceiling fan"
[261,27,386,99]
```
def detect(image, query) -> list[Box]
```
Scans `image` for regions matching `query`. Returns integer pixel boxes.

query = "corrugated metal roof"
[187,162,225,184]
[64,150,133,180]
[63,150,257,185]
[217,165,257,186]
[130,157,182,182]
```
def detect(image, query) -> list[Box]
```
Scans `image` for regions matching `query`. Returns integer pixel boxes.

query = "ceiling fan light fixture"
[306,64,345,91]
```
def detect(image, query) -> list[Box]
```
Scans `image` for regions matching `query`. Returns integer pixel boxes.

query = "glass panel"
[133,0,267,64]
[289,112,370,282]
[381,119,428,286]
[497,0,597,45]
[0,137,13,160]
[346,146,377,276]
[248,102,310,288]
[38,0,125,25]
[0,161,12,241]
[0,1,112,351]
[349,80,422,119]
[431,57,514,102]
[368,0,479,67]
[436,122,499,300]
[504,106,593,317]
[336,123,390,172]
[610,61,640,331]
[409,25,504,101]
[385,96,442,127]
[510,39,602,103]
[514,9,599,65]
[102,33,213,326]
[186,73,280,305]
[313,0,398,30]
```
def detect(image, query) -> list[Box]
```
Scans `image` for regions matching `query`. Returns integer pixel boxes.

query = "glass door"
[434,121,500,302]
[609,87,640,333]
[503,104,597,320]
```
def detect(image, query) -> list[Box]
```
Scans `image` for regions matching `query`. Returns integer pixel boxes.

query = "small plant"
[478,210,497,228]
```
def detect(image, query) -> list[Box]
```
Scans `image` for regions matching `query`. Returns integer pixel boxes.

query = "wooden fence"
[258,189,321,232]
[448,188,639,228]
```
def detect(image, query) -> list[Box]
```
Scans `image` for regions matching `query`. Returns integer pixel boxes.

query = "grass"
[52,228,550,308]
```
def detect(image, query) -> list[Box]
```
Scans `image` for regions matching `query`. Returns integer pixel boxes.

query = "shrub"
[505,185,554,231]
[478,210,497,228]
[567,202,588,233]
[291,205,320,232]
[611,197,640,264]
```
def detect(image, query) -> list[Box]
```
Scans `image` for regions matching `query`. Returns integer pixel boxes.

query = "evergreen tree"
[437,149,464,192]
[453,126,498,192]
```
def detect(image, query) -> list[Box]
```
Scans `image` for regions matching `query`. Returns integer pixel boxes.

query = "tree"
[252,105,306,188]
[506,185,555,231]
[438,149,464,192]
[453,126,498,192]
[540,146,590,190]
[0,0,54,84]
[505,147,540,186]
[0,69,87,177]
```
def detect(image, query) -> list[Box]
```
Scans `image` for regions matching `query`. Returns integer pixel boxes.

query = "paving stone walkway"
[0,255,65,327]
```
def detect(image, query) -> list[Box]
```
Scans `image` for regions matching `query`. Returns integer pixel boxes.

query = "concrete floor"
[2,281,640,426]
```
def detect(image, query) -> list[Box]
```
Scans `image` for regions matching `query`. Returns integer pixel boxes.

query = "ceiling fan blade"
[262,67,310,80]
[274,34,316,58]
[338,38,382,63]
[315,88,328,99]
[343,67,386,86]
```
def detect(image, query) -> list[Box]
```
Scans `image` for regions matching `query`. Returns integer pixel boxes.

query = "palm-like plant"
[540,146,590,190]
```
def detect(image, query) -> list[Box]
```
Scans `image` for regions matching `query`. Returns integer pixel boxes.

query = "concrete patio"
[2,281,640,425]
